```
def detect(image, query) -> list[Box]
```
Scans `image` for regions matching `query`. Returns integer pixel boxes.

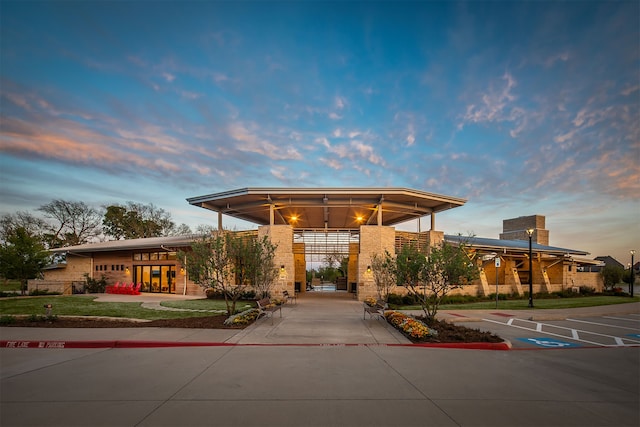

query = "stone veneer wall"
[358,225,396,300]
[500,215,549,245]
[259,225,294,297]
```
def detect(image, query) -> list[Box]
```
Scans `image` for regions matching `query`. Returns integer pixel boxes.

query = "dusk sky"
[1,1,638,264]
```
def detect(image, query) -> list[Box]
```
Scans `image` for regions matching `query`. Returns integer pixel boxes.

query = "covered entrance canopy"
[187,187,466,229]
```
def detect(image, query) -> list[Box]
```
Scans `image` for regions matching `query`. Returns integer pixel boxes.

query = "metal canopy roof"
[187,187,466,229]
[49,235,202,253]
[445,235,589,256]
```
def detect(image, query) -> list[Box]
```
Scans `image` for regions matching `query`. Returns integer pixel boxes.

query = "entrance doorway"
[293,229,359,293]
[134,265,176,293]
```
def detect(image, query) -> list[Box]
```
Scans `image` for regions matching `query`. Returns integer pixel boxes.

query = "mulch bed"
[1,316,245,329]
[417,318,503,343]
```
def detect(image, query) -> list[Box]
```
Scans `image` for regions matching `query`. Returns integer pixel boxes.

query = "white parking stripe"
[483,318,640,347]
[602,316,640,322]
[567,318,640,331]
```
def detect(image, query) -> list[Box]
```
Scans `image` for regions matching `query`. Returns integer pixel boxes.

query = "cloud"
[328,112,342,120]
[226,122,302,160]
[162,72,176,82]
[544,52,570,68]
[621,85,639,96]
[319,157,342,170]
[463,72,517,124]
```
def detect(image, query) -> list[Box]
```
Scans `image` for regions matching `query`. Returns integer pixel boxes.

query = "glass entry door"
[134,266,175,293]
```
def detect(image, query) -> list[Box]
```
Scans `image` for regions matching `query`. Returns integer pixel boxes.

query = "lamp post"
[526,229,534,308]
[631,250,635,297]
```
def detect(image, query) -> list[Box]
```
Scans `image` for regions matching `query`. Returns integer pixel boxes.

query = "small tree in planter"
[179,231,278,317]
[244,235,278,299]
[395,240,478,323]
[370,251,396,302]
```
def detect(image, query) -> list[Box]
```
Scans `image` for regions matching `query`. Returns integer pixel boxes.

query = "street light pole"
[526,229,534,308]
[631,250,635,297]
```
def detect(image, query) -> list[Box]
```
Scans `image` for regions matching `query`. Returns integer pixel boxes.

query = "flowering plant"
[364,297,378,307]
[224,308,260,326]
[385,311,437,341]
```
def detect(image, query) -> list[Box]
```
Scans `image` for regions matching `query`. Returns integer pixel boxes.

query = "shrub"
[241,290,257,300]
[0,291,19,298]
[26,314,57,322]
[387,293,404,306]
[402,294,418,305]
[29,289,61,296]
[84,274,107,293]
[0,315,16,325]
[579,286,596,295]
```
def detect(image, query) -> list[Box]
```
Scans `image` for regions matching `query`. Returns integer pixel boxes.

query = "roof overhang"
[445,235,589,257]
[49,235,202,254]
[187,187,466,229]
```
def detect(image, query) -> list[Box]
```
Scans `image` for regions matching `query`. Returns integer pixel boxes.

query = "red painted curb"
[1,340,235,349]
[2,340,511,350]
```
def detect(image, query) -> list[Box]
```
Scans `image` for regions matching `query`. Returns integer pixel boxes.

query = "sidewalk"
[0,292,410,346]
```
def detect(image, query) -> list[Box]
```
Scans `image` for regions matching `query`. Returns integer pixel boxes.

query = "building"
[34,188,602,298]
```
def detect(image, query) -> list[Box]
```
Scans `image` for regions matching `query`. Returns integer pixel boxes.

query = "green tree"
[601,265,624,291]
[0,227,49,295]
[178,231,277,317]
[370,251,396,301]
[395,241,478,322]
[103,202,175,239]
[242,235,278,299]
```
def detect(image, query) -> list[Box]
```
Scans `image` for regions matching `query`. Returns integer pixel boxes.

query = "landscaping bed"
[0,315,245,329]
[418,318,503,343]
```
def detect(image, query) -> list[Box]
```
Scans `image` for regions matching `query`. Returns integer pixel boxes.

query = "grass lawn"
[0,281,22,292]
[0,295,229,320]
[161,299,255,311]
[397,295,640,311]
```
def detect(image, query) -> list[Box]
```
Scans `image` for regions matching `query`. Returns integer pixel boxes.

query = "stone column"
[357,225,395,301]
[258,225,294,296]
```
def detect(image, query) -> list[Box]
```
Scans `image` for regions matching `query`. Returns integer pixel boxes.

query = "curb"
[1,339,512,350]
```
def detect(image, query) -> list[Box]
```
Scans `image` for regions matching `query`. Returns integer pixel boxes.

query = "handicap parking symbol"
[627,334,640,339]
[517,337,581,348]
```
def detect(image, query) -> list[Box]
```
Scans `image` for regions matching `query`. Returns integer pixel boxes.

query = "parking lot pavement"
[2,344,638,426]
[445,306,640,349]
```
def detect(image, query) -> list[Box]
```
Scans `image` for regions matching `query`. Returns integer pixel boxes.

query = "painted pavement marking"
[566,318,640,331]
[516,337,581,348]
[602,316,640,322]
[483,317,640,347]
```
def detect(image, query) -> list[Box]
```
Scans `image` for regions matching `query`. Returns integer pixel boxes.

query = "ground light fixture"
[526,228,534,308]
[630,250,635,297]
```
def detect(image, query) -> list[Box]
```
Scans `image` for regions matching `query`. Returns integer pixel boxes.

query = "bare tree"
[38,200,102,247]
[0,212,48,244]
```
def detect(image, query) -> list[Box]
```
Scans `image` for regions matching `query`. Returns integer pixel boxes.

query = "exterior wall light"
[366,265,371,273]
